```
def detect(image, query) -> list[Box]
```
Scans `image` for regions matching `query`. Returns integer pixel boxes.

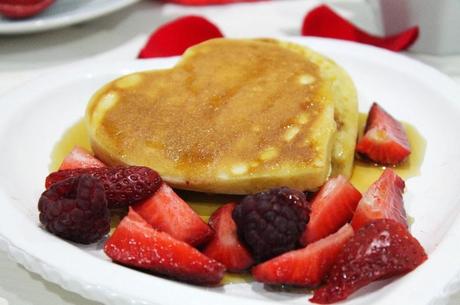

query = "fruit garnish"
[310,219,427,304]
[300,175,361,245]
[0,0,54,19]
[356,102,411,165]
[38,174,110,244]
[104,208,225,285]
[59,146,106,170]
[133,183,213,246]
[202,203,254,272]
[252,224,354,287]
[45,166,162,209]
[351,168,406,230]
[232,187,309,262]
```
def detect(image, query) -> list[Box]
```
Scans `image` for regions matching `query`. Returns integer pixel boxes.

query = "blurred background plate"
[0,0,141,35]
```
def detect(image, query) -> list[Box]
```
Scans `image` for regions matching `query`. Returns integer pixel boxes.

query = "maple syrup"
[49,114,425,284]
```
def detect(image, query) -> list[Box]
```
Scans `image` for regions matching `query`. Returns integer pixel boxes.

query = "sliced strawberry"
[300,176,361,246]
[252,224,354,287]
[104,208,225,285]
[351,168,406,230]
[0,0,54,19]
[356,102,411,165]
[310,219,427,304]
[202,203,254,272]
[133,183,213,247]
[59,146,106,170]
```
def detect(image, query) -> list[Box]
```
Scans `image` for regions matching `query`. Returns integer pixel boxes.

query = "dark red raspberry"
[232,187,309,262]
[45,166,162,208]
[38,174,110,244]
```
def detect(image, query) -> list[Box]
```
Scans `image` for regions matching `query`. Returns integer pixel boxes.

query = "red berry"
[300,176,361,245]
[252,224,354,287]
[351,168,406,230]
[310,219,427,304]
[104,208,225,285]
[45,166,162,209]
[38,174,110,244]
[202,203,254,272]
[0,0,54,19]
[133,183,213,247]
[356,102,411,165]
[59,146,106,170]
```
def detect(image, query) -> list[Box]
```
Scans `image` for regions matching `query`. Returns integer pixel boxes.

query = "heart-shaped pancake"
[86,39,358,194]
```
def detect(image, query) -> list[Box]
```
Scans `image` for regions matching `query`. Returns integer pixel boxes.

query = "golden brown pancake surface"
[86,39,356,194]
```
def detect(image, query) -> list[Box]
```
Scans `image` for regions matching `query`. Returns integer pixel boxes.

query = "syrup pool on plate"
[49,115,426,284]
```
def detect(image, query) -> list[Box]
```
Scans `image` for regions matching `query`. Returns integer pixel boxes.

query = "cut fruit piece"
[252,224,354,287]
[202,203,254,272]
[351,168,406,230]
[310,219,427,304]
[133,183,213,246]
[356,102,411,165]
[59,146,106,170]
[104,208,225,285]
[300,176,361,245]
[0,0,54,19]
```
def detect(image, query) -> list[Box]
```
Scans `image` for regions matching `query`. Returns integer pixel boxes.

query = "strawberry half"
[202,203,254,272]
[133,183,213,247]
[46,166,162,208]
[59,146,106,170]
[310,219,427,304]
[0,0,54,19]
[351,168,406,230]
[356,102,411,165]
[104,208,225,285]
[252,224,354,287]
[300,176,361,245]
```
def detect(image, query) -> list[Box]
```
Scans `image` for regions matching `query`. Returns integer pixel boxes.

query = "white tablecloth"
[1,0,459,304]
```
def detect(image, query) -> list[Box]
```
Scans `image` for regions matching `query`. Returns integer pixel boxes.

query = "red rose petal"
[138,15,224,58]
[301,5,419,51]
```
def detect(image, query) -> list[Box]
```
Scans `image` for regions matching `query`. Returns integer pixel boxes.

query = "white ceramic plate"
[0,0,140,34]
[1,37,460,305]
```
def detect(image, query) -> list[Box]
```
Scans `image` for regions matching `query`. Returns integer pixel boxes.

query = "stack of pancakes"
[85,38,358,194]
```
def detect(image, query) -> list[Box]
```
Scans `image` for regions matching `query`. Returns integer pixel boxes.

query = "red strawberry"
[310,219,427,304]
[351,168,406,230]
[46,167,162,209]
[0,0,54,19]
[356,102,411,165]
[133,183,213,247]
[252,224,354,287]
[300,176,361,246]
[104,208,225,285]
[59,146,106,170]
[202,203,254,272]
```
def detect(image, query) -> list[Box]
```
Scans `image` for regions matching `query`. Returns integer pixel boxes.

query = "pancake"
[85,38,358,194]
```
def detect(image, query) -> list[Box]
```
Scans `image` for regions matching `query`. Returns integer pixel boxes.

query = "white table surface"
[1,0,460,304]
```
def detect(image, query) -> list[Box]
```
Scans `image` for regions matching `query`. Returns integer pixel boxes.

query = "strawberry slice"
[351,168,406,230]
[300,176,361,245]
[252,224,354,287]
[59,146,106,170]
[356,102,411,165]
[202,203,254,272]
[0,0,54,19]
[104,208,225,285]
[133,183,213,247]
[310,219,427,304]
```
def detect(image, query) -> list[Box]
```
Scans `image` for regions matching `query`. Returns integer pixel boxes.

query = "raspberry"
[232,187,309,262]
[38,174,110,244]
[45,166,163,208]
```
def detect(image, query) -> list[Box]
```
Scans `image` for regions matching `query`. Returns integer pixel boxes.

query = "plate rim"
[1,36,460,305]
[0,0,141,35]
